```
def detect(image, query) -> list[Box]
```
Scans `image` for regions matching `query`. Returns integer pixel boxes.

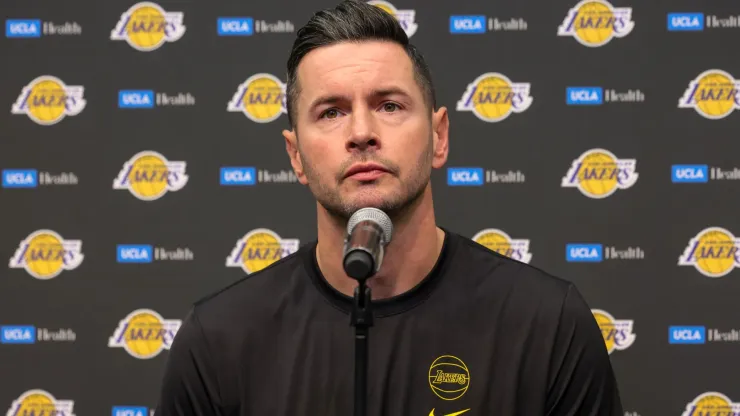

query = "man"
[155,1,624,414]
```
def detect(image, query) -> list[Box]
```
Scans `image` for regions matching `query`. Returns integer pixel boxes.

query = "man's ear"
[283,129,309,185]
[431,106,449,169]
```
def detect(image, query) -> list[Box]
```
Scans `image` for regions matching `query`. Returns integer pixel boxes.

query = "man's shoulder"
[192,243,314,322]
[450,231,573,299]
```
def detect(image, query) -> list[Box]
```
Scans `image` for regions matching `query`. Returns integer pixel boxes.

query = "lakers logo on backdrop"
[592,309,635,354]
[226,229,300,274]
[111,2,186,51]
[457,73,533,122]
[9,230,84,280]
[428,355,470,401]
[561,148,638,198]
[6,390,75,416]
[367,1,418,38]
[11,76,86,125]
[472,229,532,264]
[108,309,182,359]
[227,73,287,123]
[678,69,740,120]
[557,0,634,47]
[678,227,740,278]
[113,151,188,201]
[682,392,740,416]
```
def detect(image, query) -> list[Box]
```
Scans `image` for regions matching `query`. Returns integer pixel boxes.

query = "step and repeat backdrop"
[1,0,739,414]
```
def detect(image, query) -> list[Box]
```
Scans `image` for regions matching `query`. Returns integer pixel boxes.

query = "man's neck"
[315,188,445,300]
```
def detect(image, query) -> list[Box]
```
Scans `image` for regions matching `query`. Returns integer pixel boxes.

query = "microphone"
[342,208,394,281]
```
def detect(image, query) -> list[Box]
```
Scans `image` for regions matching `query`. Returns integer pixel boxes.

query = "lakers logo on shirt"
[108,309,182,359]
[8,230,84,280]
[226,228,300,274]
[561,148,638,198]
[6,389,76,416]
[678,69,740,120]
[682,392,740,416]
[11,76,86,125]
[428,355,470,401]
[678,227,740,278]
[557,0,634,47]
[457,73,533,122]
[111,2,186,51]
[227,73,287,123]
[113,151,189,201]
[367,1,418,38]
[472,229,532,264]
[591,309,635,355]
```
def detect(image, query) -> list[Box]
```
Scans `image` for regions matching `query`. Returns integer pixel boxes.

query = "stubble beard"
[300,137,433,223]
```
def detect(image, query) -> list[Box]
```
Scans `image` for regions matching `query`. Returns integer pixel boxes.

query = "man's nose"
[346,110,381,152]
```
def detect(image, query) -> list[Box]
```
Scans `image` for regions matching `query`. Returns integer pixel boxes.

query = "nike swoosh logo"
[428,409,471,416]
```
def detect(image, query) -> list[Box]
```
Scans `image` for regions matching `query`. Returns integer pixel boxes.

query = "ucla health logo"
[669,326,706,344]
[678,227,740,278]
[227,73,287,123]
[118,90,195,108]
[472,229,532,263]
[113,407,153,416]
[562,148,638,198]
[113,151,188,201]
[592,309,635,355]
[450,16,486,33]
[9,230,84,280]
[6,19,82,37]
[116,244,193,262]
[220,167,256,185]
[679,69,740,119]
[6,390,75,416]
[2,169,78,188]
[367,1,417,38]
[226,229,300,274]
[566,87,603,105]
[557,0,634,47]
[217,17,294,35]
[108,309,181,359]
[111,2,185,51]
[566,244,603,262]
[1,325,75,344]
[447,167,525,186]
[682,392,740,416]
[667,13,704,31]
[11,76,86,125]
[457,72,533,122]
[672,164,740,182]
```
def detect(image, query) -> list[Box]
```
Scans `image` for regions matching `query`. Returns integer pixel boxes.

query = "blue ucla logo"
[566,244,603,262]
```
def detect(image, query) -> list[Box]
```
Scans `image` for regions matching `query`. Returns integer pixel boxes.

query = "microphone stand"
[350,279,372,416]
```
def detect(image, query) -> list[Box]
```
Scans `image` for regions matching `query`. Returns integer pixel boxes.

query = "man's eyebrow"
[307,87,413,111]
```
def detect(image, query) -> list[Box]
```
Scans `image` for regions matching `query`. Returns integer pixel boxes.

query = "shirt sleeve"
[545,284,624,416]
[154,307,223,416]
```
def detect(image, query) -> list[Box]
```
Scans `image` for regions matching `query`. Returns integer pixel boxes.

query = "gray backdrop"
[2,0,739,415]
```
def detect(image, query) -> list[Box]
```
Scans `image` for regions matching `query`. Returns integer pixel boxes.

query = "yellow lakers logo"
[110,1,186,51]
[367,1,418,37]
[472,229,532,264]
[557,0,634,47]
[561,148,638,198]
[113,151,189,201]
[9,230,84,280]
[108,309,182,359]
[226,228,300,274]
[11,75,86,126]
[428,355,470,401]
[6,389,75,416]
[457,72,532,122]
[227,73,287,123]
[591,309,635,355]
[678,69,740,120]
[678,227,740,278]
[683,392,740,416]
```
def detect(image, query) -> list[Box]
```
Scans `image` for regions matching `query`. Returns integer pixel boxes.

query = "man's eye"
[321,109,339,119]
[382,103,400,112]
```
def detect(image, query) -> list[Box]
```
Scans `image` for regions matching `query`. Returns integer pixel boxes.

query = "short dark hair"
[285,0,436,128]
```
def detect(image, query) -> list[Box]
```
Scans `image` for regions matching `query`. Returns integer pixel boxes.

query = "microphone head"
[346,207,393,245]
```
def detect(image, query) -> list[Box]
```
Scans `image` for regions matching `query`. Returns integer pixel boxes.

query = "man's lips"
[344,163,390,181]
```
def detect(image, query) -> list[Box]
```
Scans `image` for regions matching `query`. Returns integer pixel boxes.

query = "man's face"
[284,41,448,220]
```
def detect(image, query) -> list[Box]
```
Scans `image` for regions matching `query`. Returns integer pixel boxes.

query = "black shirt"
[155,230,623,415]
